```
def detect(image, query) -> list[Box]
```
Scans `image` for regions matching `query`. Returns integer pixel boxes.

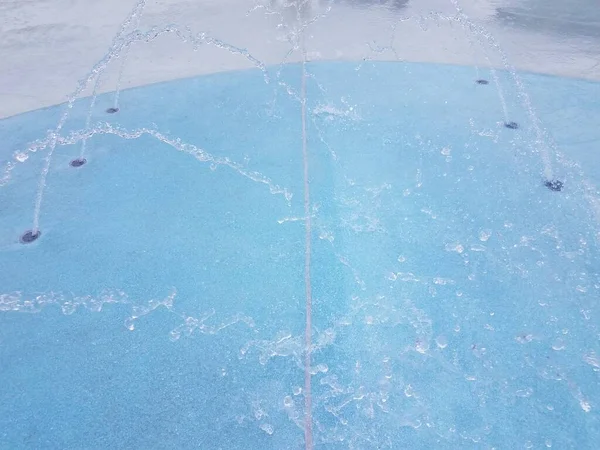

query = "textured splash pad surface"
[1,61,600,448]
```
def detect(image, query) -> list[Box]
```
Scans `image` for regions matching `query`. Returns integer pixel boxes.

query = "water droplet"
[479,229,492,242]
[435,335,448,349]
[583,352,600,368]
[61,302,76,315]
[283,396,294,408]
[293,386,302,396]
[415,339,428,354]
[312,363,328,374]
[515,388,533,398]
[551,338,565,351]
[15,152,28,162]
[580,399,591,412]
[445,242,464,254]
[125,318,135,331]
[516,334,534,344]
[260,423,274,435]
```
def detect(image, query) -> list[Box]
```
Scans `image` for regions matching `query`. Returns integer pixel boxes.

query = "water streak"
[27,18,271,231]
[112,4,145,111]
[30,0,150,233]
[449,0,555,179]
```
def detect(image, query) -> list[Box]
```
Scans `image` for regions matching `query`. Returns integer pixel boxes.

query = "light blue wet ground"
[1,61,600,449]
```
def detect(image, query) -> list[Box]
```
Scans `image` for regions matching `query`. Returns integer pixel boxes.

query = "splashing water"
[1,1,600,449]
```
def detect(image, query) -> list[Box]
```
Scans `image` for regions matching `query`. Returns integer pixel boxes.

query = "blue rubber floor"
[1,61,599,449]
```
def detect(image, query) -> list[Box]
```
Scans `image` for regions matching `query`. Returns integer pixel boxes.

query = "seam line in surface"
[301,47,314,450]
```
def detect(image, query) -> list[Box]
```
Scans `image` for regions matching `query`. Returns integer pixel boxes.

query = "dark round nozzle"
[70,158,87,167]
[544,180,563,192]
[21,230,41,244]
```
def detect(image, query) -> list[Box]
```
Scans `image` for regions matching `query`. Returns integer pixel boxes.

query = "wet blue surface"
[1,62,600,448]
